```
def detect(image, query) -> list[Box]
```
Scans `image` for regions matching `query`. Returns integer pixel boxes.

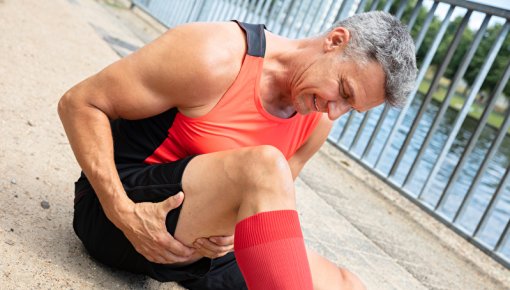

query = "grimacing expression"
[290,26,386,121]
[292,55,386,121]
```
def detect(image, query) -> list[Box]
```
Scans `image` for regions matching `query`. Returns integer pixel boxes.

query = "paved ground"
[0,0,509,289]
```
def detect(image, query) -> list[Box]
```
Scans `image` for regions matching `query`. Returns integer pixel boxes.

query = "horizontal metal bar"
[130,2,170,28]
[436,0,510,19]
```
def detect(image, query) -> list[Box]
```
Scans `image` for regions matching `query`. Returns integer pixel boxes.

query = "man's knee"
[229,145,294,201]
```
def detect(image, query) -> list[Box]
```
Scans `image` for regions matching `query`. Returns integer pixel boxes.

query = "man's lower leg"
[234,210,313,289]
[178,146,314,288]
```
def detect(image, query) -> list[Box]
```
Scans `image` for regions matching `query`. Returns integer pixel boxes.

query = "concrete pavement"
[0,0,508,289]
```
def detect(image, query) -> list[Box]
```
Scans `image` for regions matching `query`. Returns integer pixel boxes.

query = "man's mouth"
[313,95,319,112]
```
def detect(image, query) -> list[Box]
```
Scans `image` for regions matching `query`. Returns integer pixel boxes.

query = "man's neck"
[259,33,315,119]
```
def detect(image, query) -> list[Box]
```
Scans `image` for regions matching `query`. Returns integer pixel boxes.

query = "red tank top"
[144,22,321,164]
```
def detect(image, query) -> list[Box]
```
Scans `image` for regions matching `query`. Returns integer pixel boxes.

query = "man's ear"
[324,27,350,52]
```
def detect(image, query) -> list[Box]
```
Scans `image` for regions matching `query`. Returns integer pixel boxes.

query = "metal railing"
[130,0,510,269]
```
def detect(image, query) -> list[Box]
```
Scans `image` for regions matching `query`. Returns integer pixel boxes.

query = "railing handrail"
[438,0,510,19]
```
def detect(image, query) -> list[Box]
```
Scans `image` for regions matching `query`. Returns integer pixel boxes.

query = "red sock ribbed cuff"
[234,210,303,250]
[233,210,313,290]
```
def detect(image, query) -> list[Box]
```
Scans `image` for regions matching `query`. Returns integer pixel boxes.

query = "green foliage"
[366,0,509,100]
[350,0,510,134]
[357,0,509,100]
[438,16,474,80]
[464,23,510,98]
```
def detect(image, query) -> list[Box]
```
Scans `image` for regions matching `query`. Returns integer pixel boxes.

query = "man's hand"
[193,235,234,259]
[121,192,196,264]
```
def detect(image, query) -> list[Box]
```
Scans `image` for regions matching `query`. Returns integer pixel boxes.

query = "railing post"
[403,10,472,194]
[375,6,455,175]
[335,0,357,22]
[195,0,215,22]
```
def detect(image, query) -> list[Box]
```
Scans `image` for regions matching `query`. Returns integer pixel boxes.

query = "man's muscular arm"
[58,22,244,263]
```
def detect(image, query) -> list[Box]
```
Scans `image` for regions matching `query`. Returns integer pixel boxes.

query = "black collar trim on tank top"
[231,20,266,58]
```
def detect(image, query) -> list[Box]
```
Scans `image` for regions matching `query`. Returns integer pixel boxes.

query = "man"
[58,11,416,290]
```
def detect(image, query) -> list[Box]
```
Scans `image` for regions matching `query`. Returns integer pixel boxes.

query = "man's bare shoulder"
[71,22,247,121]
[150,22,247,111]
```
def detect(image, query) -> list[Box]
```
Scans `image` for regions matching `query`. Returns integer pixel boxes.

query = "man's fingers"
[141,242,193,264]
[165,237,196,257]
[125,200,197,265]
[161,192,184,213]
[160,251,190,264]
[194,238,233,254]
[208,235,234,246]
[199,249,228,259]
[194,243,229,259]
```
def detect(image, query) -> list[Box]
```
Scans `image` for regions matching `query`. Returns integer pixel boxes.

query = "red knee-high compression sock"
[234,210,313,290]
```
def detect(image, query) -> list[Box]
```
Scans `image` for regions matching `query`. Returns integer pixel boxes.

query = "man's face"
[291,56,386,121]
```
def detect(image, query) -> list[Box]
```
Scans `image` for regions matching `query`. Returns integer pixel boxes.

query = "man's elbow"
[58,82,93,119]
[57,89,76,121]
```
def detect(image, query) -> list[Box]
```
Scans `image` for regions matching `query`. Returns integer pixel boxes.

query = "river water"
[330,92,510,258]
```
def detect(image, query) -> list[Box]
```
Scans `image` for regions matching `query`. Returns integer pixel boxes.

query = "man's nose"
[327,101,352,121]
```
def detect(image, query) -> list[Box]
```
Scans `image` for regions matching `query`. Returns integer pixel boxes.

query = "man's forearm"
[58,88,134,229]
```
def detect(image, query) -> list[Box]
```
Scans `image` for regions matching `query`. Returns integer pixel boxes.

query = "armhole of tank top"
[176,22,254,122]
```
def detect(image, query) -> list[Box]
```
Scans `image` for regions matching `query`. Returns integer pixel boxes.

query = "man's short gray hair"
[330,11,417,107]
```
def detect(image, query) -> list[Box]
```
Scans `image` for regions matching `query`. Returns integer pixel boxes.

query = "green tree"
[358,0,509,99]
[465,23,510,98]
[425,15,475,81]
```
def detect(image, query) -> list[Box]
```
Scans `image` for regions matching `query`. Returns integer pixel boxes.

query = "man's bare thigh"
[173,145,293,247]
[173,148,250,247]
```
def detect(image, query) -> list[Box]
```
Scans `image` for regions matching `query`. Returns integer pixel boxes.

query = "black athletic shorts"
[72,156,247,289]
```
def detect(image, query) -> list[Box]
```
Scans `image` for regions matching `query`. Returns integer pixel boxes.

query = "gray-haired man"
[59,11,416,290]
